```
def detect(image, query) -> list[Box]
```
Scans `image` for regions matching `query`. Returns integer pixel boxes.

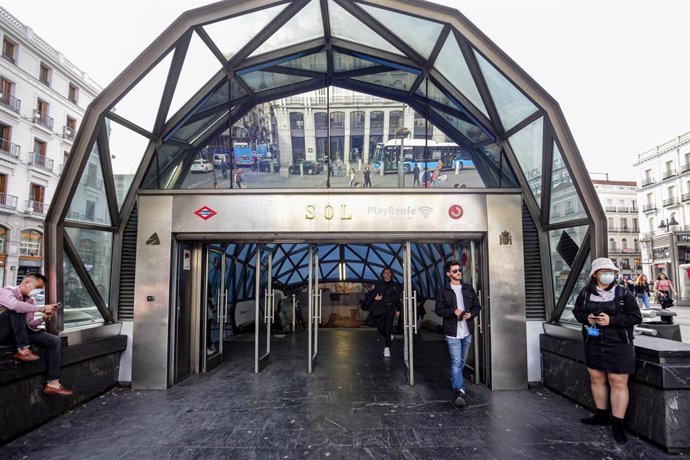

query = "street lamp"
[658,216,679,232]
[395,126,410,187]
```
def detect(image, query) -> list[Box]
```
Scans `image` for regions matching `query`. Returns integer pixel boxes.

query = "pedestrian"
[362,267,402,358]
[349,167,356,187]
[0,273,73,395]
[633,274,651,309]
[413,163,421,187]
[363,164,372,188]
[234,168,244,188]
[220,157,228,178]
[434,260,481,407]
[336,157,343,177]
[573,258,642,443]
[653,272,676,309]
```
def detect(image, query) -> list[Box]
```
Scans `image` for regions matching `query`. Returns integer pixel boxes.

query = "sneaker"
[454,389,466,407]
[383,347,391,357]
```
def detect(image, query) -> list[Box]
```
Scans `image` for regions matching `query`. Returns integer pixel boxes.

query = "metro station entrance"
[181,238,487,387]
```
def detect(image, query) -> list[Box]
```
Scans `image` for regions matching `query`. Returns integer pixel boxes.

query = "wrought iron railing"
[0,91,20,113]
[32,110,53,129]
[28,151,54,171]
[25,200,47,214]
[0,192,17,209]
[0,137,20,158]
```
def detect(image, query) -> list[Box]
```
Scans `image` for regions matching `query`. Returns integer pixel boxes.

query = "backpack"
[578,285,633,343]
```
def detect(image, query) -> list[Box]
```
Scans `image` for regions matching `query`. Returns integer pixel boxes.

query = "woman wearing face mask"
[573,258,642,443]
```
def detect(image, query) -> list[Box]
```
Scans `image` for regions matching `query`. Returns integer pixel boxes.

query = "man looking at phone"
[435,260,481,407]
[0,272,73,396]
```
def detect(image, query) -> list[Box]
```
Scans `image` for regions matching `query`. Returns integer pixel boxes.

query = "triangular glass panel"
[416,79,461,113]
[432,108,490,144]
[62,251,105,329]
[474,50,538,131]
[277,52,328,73]
[550,143,587,224]
[434,34,489,118]
[328,0,403,56]
[167,31,225,121]
[508,117,544,207]
[65,227,113,307]
[171,112,226,144]
[106,117,153,209]
[250,0,323,57]
[333,51,380,72]
[140,143,190,190]
[548,226,589,311]
[66,142,111,226]
[240,71,311,92]
[111,52,173,134]
[203,3,287,60]
[230,77,247,101]
[357,3,443,59]
[351,70,418,92]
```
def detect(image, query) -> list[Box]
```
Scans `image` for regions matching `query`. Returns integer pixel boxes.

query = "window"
[289,112,304,130]
[666,160,674,171]
[388,110,403,137]
[19,229,42,257]
[620,218,628,231]
[2,38,16,64]
[64,116,77,140]
[646,192,653,204]
[329,112,344,130]
[645,169,652,179]
[85,200,96,221]
[39,63,51,86]
[350,111,365,130]
[413,112,432,139]
[370,111,384,130]
[668,185,677,199]
[633,218,638,231]
[631,200,637,211]
[68,83,79,104]
[622,238,628,250]
[607,217,614,228]
[606,198,613,207]
[29,183,45,214]
[634,239,640,252]
[0,77,19,113]
[609,238,617,251]
[0,226,7,253]
[314,113,327,131]
[33,138,47,157]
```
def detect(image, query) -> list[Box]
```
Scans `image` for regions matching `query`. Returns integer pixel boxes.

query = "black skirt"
[585,328,636,374]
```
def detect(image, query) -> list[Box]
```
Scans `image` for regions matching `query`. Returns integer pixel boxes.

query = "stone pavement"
[1,329,679,459]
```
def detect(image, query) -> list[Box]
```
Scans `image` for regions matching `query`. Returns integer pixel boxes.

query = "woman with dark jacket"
[573,258,642,444]
[363,267,402,357]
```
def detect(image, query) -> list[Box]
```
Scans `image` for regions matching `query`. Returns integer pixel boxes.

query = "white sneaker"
[383,347,391,357]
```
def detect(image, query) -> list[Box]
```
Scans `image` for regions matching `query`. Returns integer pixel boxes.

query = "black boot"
[580,408,611,425]
[611,416,628,443]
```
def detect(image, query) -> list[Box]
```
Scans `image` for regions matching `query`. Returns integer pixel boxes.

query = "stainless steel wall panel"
[132,195,174,390]
[486,195,527,390]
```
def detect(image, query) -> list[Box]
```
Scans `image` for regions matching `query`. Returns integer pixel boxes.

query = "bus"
[233,142,254,167]
[372,139,474,173]
[435,142,475,170]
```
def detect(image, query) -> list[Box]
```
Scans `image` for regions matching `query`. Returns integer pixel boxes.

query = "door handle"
[223,289,228,322]
[412,290,418,334]
[264,288,269,324]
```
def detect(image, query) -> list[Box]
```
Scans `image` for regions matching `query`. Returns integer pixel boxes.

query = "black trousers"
[376,310,396,347]
[0,310,62,382]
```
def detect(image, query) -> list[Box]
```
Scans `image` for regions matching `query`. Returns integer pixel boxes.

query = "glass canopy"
[48,0,604,330]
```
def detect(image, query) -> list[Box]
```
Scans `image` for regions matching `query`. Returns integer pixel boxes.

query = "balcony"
[2,52,15,64]
[0,192,18,210]
[681,162,690,174]
[641,177,655,187]
[32,110,53,130]
[682,193,690,203]
[0,137,20,159]
[28,152,54,172]
[662,168,677,180]
[0,91,21,113]
[63,125,76,141]
[605,206,617,212]
[663,197,679,207]
[642,203,657,212]
[85,175,103,189]
[24,200,47,215]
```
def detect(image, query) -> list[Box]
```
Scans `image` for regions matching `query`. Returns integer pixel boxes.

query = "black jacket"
[363,280,402,316]
[573,284,642,343]
[434,283,481,337]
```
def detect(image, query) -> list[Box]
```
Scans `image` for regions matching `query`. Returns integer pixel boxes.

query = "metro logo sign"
[448,204,464,220]
[194,206,217,220]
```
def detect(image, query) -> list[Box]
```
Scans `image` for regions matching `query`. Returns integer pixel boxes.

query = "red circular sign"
[448,204,464,220]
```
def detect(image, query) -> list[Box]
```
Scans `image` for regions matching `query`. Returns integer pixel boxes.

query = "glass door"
[255,245,274,373]
[203,246,226,372]
[308,245,321,373]
[403,241,417,385]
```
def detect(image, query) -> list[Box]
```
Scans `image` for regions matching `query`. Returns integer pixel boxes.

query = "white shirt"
[450,284,470,339]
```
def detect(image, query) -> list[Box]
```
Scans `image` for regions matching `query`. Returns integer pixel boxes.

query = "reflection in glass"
[416,79,463,113]
[351,70,419,93]
[328,0,402,56]
[508,117,543,207]
[66,142,111,225]
[251,0,323,57]
[170,112,226,144]
[549,225,588,306]
[65,227,112,307]
[107,118,153,208]
[203,4,287,60]
[475,51,538,131]
[240,71,311,92]
[333,51,380,73]
[559,256,591,323]
[357,2,443,59]
[111,52,173,133]
[434,34,488,117]
[550,143,587,224]
[432,108,489,144]
[62,252,104,330]
[278,52,328,73]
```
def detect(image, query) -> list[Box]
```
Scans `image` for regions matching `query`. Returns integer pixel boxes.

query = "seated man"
[0,273,73,396]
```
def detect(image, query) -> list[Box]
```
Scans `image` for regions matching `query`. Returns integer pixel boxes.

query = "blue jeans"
[446,335,472,392]
[636,292,651,308]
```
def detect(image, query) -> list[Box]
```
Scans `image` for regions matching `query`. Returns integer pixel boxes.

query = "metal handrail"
[0,137,20,158]
[0,91,20,113]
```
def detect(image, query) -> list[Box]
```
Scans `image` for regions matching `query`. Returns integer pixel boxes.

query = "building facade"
[636,131,690,303]
[591,179,641,277]
[272,87,447,166]
[0,7,100,285]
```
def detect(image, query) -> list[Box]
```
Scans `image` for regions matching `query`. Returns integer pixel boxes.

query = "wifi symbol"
[418,206,433,219]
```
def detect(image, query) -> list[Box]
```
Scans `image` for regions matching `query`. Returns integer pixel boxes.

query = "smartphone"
[56,302,63,309]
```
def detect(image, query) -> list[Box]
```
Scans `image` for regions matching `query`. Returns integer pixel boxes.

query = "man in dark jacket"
[435,260,481,407]
[363,267,402,358]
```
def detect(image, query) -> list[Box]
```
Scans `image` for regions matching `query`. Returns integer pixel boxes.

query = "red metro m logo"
[194,206,217,220]
[448,204,464,220]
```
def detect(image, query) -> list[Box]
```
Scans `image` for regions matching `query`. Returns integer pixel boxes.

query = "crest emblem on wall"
[499,230,512,246]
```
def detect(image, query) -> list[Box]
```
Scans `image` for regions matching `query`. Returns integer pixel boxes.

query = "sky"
[2,0,688,181]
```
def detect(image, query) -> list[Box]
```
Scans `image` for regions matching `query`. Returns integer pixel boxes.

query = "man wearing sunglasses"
[435,260,481,407]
